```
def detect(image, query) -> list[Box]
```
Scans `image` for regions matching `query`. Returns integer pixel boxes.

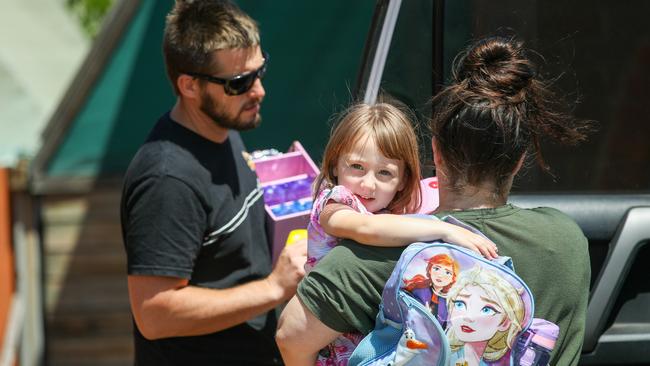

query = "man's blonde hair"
[163,0,260,94]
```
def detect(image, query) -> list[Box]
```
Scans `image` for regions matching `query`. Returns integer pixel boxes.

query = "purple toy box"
[253,141,319,263]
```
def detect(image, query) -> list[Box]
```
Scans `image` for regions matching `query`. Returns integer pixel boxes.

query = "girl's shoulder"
[315,185,369,213]
[311,185,370,226]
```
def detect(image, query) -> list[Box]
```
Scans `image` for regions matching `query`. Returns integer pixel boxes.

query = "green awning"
[33,0,373,192]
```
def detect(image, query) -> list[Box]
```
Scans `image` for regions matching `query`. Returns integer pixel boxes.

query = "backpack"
[348,217,559,366]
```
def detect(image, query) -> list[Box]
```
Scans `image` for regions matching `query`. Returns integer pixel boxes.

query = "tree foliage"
[67,0,115,38]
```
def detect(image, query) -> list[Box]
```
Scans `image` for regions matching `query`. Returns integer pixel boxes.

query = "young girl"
[307,102,497,272]
[307,102,497,365]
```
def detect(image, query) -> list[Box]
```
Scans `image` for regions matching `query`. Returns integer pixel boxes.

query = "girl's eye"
[453,300,466,311]
[445,270,452,276]
[378,169,393,177]
[480,305,499,316]
[350,163,364,170]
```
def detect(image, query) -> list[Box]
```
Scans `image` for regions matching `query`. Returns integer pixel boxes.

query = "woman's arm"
[320,203,498,258]
[276,296,342,366]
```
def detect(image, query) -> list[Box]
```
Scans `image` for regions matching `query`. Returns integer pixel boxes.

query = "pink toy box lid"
[253,141,319,264]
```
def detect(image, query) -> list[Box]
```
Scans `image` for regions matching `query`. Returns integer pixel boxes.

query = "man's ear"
[177,74,200,99]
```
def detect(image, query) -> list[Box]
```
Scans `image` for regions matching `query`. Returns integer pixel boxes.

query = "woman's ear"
[513,153,526,176]
[431,138,443,171]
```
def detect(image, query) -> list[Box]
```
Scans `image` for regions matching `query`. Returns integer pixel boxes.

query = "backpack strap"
[381,242,431,323]
[442,214,516,270]
[382,214,515,322]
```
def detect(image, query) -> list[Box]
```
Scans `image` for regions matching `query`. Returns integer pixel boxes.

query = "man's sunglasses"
[185,51,269,96]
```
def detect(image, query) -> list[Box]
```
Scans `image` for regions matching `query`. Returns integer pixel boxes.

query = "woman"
[276,36,591,366]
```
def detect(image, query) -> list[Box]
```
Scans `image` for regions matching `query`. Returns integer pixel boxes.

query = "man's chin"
[237,114,261,131]
[210,113,261,131]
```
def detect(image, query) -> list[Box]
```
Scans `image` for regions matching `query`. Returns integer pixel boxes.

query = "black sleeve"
[123,175,207,278]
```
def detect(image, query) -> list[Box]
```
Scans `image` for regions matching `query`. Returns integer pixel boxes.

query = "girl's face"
[449,284,510,343]
[429,263,454,289]
[334,135,405,213]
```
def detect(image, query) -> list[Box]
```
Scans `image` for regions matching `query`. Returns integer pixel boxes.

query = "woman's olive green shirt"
[298,204,590,366]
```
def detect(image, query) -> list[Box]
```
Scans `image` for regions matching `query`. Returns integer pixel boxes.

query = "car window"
[380,0,650,192]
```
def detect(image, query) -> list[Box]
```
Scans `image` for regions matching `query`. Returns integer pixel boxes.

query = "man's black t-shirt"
[121,113,281,365]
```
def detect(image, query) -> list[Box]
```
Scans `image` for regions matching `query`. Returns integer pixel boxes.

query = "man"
[121,1,306,365]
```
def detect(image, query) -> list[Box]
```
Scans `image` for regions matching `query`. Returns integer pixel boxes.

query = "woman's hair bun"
[454,36,536,99]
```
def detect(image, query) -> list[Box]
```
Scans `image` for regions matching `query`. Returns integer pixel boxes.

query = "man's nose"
[249,77,265,99]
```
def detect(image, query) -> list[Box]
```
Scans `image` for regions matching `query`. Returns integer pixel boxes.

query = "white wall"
[0,0,89,166]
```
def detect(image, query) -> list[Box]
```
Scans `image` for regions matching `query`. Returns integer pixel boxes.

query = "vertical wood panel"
[0,168,15,349]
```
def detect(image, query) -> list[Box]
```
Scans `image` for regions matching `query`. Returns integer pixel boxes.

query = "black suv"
[356,1,650,364]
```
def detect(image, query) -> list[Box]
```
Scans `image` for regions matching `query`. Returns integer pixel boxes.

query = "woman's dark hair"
[431,36,591,197]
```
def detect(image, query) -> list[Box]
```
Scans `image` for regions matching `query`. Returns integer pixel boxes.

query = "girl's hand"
[441,224,499,259]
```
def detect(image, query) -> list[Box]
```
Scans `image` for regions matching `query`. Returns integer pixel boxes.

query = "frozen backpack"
[348,217,559,366]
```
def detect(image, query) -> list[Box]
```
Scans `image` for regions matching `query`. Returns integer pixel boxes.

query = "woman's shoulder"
[515,205,583,231]
[312,240,404,281]
[512,206,588,254]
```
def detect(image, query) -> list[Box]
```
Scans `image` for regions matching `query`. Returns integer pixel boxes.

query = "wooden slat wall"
[42,187,133,366]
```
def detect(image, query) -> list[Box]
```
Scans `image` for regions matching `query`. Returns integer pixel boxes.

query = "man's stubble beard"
[199,90,261,131]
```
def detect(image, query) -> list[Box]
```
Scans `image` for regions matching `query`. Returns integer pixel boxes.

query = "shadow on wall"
[43,183,132,365]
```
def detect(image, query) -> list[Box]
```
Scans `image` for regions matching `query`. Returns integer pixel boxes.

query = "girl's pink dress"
[306,185,371,365]
[306,185,371,272]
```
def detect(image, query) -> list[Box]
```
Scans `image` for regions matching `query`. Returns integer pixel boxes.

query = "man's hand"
[266,238,307,301]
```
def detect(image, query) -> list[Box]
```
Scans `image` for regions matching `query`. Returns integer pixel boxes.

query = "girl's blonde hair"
[446,265,525,361]
[314,102,422,214]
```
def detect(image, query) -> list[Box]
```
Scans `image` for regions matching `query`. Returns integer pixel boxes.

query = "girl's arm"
[320,203,498,258]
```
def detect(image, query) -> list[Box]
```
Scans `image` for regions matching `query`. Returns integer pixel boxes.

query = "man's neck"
[170,99,229,143]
